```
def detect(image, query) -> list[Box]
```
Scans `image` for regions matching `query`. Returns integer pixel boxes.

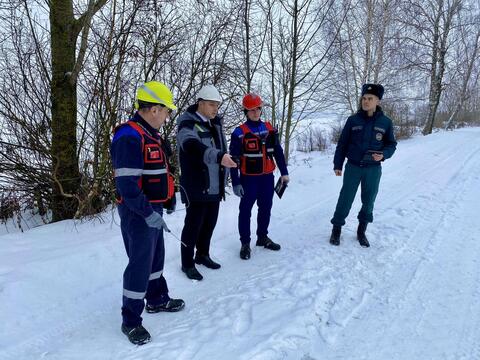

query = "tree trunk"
[50,0,80,221]
[445,29,480,130]
[373,0,389,83]
[244,0,251,92]
[266,0,277,128]
[423,81,441,135]
[362,0,374,83]
[422,0,442,136]
[284,0,299,165]
[422,0,461,135]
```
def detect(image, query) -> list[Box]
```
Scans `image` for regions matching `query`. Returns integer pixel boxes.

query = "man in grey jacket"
[177,85,237,280]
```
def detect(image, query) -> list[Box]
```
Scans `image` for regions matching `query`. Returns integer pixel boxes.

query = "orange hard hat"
[242,93,263,110]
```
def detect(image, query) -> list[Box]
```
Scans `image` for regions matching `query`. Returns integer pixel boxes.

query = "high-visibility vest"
[114,121,174,203]
[239,121,276,175]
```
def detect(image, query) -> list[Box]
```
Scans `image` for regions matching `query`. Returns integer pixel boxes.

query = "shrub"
[297,127,328,152]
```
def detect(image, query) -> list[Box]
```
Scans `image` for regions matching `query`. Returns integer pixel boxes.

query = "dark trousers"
[238,173,275,244]
[119,204,169,327]
[180,201,220,268]
[331,162,382,227]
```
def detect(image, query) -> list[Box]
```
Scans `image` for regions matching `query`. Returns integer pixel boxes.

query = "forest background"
[0,0,478,224]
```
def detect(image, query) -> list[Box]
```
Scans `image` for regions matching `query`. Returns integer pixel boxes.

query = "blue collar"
[245,119,264,128]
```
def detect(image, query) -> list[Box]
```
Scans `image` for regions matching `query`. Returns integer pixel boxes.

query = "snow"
[2,127,480,360]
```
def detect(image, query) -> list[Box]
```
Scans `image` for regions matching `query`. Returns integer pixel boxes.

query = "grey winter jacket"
[177,104,228,203]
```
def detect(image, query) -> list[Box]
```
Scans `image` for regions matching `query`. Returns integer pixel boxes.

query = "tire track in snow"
[320,134,480,359]
[259,130,480,358]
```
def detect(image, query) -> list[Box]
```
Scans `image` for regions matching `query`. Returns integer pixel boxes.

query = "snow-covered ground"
[1,127,480,360]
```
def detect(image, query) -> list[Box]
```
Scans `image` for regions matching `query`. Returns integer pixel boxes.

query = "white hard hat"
[197,84,222,103]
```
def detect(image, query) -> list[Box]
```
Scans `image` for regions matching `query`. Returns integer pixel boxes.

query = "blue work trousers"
[118,204,169,327]
[238,173,275,244]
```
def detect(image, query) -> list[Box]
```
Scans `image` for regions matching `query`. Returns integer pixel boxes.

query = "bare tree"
[329,0,403,113]
[398,0,463,135]
[271,0,350,163]
[444,12,480,129]
[0,2,53,220]
[240,0,270,93]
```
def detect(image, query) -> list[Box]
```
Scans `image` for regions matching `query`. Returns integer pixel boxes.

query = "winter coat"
[177,104,228,203]
[333,107,397,170]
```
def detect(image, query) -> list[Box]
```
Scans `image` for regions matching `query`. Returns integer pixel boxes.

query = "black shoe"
[194,254,221,269]
[240,244,251,260]
[182,266,203,280]
[121,324,151,345]
[330,226,341,246]
[145,298,185,313]
[357,223,370,248]
[256,236,281,251]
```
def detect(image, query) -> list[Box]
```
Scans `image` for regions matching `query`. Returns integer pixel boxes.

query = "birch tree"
[399,0,463,135]
[444,12,480,129]
[268,0,349,163]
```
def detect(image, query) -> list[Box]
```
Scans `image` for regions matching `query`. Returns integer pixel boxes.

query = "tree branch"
[70,0,109,85]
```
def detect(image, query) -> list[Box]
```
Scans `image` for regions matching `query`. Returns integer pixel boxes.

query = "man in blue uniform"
[111,81,185,345]
[329,83,397,247]
[230,93,289,260]
[177,85,237,281]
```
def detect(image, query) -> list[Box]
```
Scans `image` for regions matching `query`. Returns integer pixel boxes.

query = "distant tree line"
[0,0,478,223]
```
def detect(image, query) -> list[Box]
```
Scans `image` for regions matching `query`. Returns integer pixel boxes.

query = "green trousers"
[331,161,382,227]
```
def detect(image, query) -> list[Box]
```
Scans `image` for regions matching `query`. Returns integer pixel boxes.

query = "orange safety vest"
[114,121,174,203]
[239,121,276,175]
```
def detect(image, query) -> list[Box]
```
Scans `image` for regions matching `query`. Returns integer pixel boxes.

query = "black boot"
[182,266,203,280]
[256,236,281,250]
[121,324,151,345]
[357,223,370,248]
[329,225,341,246]
[145,298,185,313]
[194,254,221,269]
[240,244,251,260]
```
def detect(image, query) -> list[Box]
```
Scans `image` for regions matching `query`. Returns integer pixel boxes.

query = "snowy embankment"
[1,128,480,360]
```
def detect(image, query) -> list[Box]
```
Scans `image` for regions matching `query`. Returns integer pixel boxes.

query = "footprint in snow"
[232,302,252,335]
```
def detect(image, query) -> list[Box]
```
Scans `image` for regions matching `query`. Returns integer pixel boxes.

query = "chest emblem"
[376,132,383,141]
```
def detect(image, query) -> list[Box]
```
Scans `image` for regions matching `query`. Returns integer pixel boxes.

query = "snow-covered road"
[1,128,480,360]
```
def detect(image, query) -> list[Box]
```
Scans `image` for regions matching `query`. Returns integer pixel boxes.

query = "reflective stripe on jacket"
[239,121,276,175]
[176,104,228,202]
[112,116,174,209]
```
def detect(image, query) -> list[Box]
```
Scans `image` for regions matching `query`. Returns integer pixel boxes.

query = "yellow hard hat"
[135,81,177,110]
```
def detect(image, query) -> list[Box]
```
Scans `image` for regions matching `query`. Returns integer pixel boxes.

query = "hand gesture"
[221,154,237,168]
